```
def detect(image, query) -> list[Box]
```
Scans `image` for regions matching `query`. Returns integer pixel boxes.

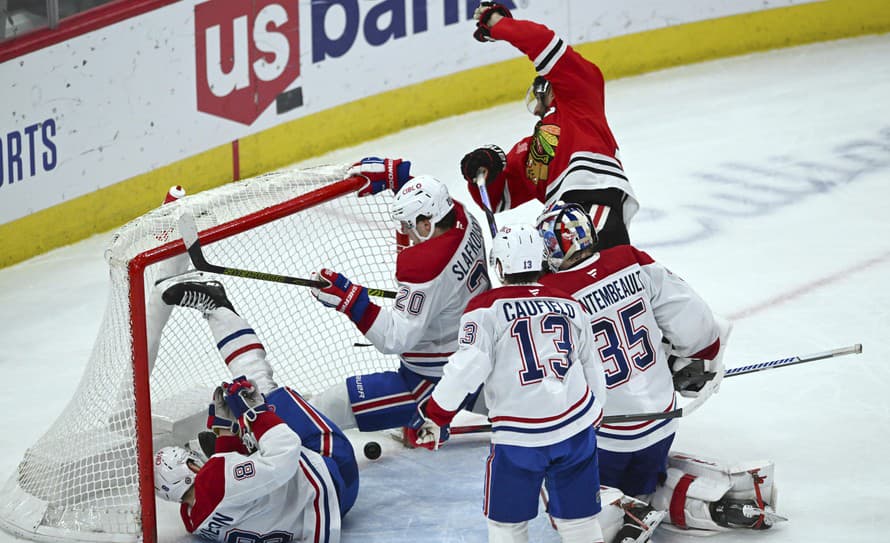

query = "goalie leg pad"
[667,452,776,505]
[597,487,665,543]
[595,487,629,542]
[651,452,780,532]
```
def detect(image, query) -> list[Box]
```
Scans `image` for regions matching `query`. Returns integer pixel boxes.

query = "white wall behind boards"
[0,0,821,226]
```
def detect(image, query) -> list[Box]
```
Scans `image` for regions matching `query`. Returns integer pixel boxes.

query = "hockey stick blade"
[475,169,498,237]
[176,213,396,299]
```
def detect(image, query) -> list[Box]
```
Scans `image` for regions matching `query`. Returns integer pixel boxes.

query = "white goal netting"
[0,164,399,542]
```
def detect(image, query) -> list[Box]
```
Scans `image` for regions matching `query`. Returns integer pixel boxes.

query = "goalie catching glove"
[472,2,513,42]
[460,145,506,185]
[348,157,412,197]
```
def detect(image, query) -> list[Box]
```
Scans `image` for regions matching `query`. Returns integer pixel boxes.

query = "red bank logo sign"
[194,0,300,125]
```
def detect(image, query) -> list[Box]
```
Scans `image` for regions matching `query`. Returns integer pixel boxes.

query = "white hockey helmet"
[490,224,546,283]
[391,175,454,242]
[535,201,597,272]
[154,446,204,502]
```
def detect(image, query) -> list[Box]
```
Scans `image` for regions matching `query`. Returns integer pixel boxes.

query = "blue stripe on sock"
[217,328,256,350]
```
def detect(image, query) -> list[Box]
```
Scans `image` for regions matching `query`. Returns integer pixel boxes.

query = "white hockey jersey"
[430,284,606,447]
[181,412,342,543]
[539,245,720,452]
[361,201,490,377]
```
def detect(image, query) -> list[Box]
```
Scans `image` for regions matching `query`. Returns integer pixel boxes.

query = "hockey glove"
[310,269,372,326]
[207,385,240,436]
[224,377,269,430]
[406,398,452,450]
[460,145,506,185]
[349,157,412,197]
[671,356,724,398]
[473,2,513,42]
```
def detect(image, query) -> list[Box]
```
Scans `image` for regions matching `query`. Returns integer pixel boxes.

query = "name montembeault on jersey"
[577,269,645,314]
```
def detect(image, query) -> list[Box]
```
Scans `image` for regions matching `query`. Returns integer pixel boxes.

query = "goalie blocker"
[651,452,787,533]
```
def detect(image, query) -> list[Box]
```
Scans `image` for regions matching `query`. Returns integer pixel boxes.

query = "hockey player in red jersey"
[309,165,491,448]
[461,2,638,250]
[154,275,359,542]
[411,224,608,543]
[535,202,785,533]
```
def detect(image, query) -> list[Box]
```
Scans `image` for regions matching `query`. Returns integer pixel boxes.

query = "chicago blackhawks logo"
[526,122,560,182]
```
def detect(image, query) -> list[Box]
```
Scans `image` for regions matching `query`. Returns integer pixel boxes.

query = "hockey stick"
[175,213,397,299]
[722,343,861,377]
[448,408,685,437]
[448,344,863,436]
[474,169,498,237]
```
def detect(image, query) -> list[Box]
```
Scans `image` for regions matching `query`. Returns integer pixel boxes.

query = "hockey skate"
[611,496,666,543]
[709,497,787,530]
[159,271,235,314]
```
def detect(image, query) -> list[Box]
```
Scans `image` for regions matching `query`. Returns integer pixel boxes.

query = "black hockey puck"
[363,441,382,460]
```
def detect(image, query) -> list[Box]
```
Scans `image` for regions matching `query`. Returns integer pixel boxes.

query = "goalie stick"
[447,344,863,436]
[174,212,397,299]
[474,169,499,237]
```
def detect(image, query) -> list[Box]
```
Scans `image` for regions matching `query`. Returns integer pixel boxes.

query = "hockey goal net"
[0,164,399,542]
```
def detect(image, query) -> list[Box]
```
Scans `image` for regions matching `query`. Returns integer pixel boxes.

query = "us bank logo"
[192,0,521,125]
[194,0,301,125]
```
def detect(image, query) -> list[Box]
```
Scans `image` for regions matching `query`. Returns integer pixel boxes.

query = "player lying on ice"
[153,274,359,543]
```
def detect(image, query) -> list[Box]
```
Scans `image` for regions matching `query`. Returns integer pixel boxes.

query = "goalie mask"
[490,224,546,283]
[536,201,597,272]
[154,446,204,502]
[391,175,454,242]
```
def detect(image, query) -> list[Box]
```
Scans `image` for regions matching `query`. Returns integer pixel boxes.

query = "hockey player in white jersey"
[536,202,784,533]
[411,224,608,543]
[309,168,490,448]
[154,275,359,542]
[536,201,723,495]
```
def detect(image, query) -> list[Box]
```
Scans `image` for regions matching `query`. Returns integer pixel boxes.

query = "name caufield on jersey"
[501,299,577,322]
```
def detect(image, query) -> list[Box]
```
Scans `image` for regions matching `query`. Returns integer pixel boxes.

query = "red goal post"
[0,164,399,543]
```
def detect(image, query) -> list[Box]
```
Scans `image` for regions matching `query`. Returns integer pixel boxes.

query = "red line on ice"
[728,250,890,320]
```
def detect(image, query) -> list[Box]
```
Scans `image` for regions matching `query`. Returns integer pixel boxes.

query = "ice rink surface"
[2,33,889,542]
